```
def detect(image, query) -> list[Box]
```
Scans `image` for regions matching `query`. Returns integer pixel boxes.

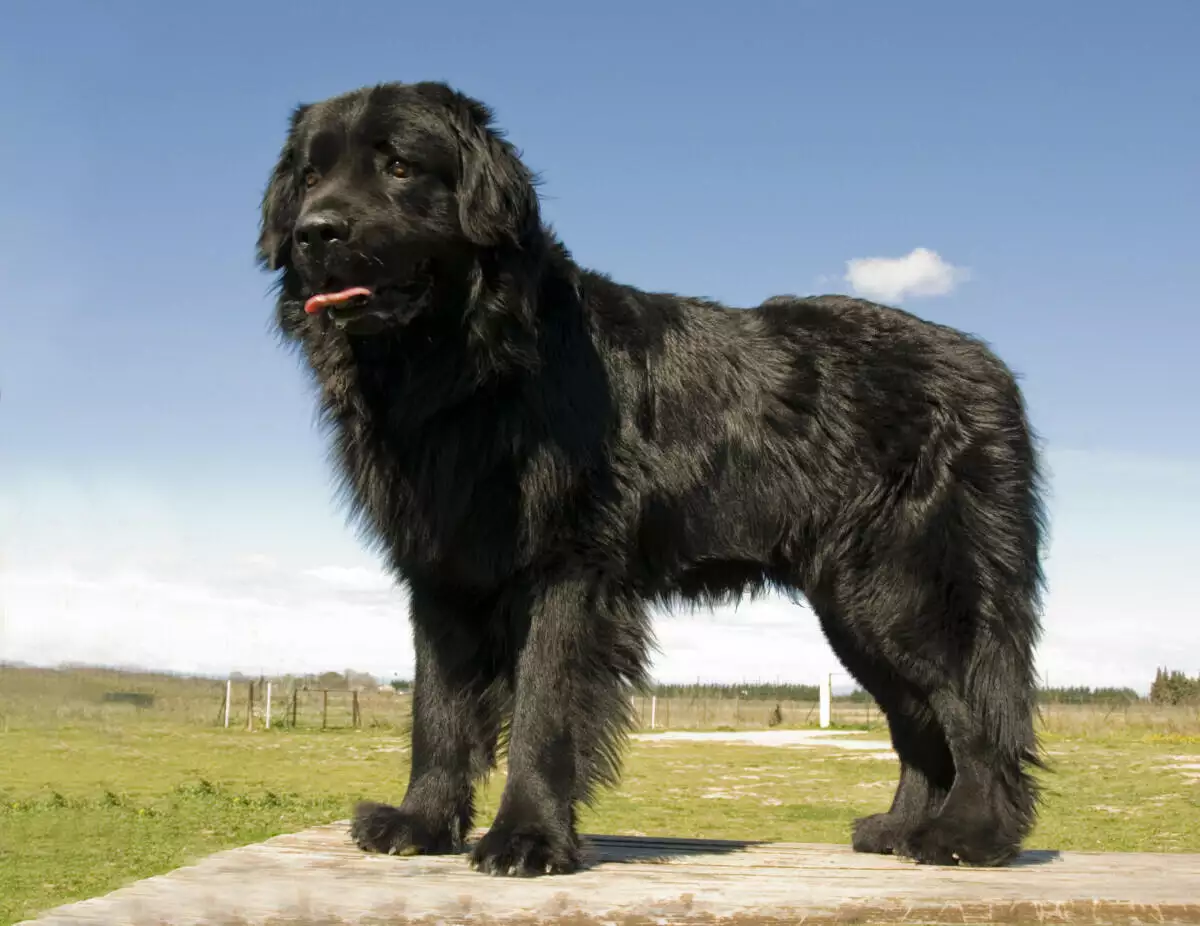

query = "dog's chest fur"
[308,330,598,589]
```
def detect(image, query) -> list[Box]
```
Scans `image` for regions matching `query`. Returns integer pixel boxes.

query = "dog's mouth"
[303,260,434,333]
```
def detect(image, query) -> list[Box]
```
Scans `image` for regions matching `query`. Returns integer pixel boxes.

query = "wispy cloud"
[0,563,412,681]
[304,565,397,591]
[844,247,969,302]
[2,449,1197,692]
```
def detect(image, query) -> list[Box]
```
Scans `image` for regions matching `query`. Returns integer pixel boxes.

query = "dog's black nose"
[294,212,350,250]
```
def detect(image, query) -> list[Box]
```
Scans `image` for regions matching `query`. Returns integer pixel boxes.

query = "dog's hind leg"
[352,579,511,856]
[814,607,954,854]
[470,575,653,876]
[853,706,954,855]
[809,467,1044,866]
[811,562,1041,865]
[898,584,1044,866]
[905,438,1045,867]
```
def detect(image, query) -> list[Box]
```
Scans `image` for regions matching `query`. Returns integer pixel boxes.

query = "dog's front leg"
[470,576,650,876]
[352,579,509,856]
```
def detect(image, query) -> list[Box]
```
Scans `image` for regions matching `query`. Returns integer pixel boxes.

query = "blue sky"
[2,1,1197,691]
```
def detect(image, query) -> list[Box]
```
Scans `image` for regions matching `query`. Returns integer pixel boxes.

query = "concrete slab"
[20,822,1200,925]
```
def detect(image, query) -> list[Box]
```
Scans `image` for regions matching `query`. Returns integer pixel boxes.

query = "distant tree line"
[1039,686,1141,705]
[1150,668,1200,706]
[637,678,1199,706]
[647,682,822,701]
[643,682,1156,705]
[234,669,1200,706]
[229,669,382,691]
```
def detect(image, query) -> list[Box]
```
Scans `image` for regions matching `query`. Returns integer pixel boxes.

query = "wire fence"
[5,665,1200,735]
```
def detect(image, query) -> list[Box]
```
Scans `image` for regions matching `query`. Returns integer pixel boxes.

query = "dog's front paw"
[851,811,909,855]
[350,800,460,856]
[469,819,580,876]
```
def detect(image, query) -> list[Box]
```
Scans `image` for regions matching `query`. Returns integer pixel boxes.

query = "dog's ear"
[256,103,311,271]
[446,95,540,248]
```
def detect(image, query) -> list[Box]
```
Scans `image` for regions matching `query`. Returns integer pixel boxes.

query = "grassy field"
[2,667,1199,925]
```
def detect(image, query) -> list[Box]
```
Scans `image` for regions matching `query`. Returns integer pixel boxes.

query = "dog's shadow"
[577,833,767,866]
[472,834,1064,870]
[1002,849,1062,868]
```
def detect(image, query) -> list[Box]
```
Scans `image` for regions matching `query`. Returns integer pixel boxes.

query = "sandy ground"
[631,728,896,759]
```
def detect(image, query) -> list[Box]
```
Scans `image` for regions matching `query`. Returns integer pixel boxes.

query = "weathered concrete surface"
[19,821,1200,925]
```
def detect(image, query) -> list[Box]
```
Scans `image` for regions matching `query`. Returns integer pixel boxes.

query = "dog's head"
[257,82,542,338]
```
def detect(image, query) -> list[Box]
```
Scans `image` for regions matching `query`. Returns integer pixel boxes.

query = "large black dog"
[256,81,1047,875]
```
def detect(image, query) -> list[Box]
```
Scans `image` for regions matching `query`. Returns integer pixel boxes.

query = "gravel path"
[631,728,896,757]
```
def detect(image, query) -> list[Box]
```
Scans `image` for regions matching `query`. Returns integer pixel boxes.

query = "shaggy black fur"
[256,80,1048,875]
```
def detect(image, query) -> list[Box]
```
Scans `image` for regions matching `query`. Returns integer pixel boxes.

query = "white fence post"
[224,679,232,728]
[650,695,657,730]
[819,673,832,729]
[265,681,272,730]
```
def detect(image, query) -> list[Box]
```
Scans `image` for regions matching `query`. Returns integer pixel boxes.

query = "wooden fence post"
[246,681,254,732]
[352,690,361,728]
[322,689,328,730]
[291,689,299,728]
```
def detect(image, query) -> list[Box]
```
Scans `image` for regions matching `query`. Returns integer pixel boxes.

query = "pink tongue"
[303,286,373,315]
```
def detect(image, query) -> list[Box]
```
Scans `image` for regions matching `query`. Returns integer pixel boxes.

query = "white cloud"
[844,247,969,302]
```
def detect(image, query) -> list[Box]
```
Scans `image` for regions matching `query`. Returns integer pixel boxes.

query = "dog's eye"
[302,169,320,190]
[386,159,408,179]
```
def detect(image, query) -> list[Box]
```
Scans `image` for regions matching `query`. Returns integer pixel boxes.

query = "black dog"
[256,81,1047,875]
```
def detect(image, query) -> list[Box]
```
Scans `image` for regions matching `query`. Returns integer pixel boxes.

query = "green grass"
[2,722,1199,925]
